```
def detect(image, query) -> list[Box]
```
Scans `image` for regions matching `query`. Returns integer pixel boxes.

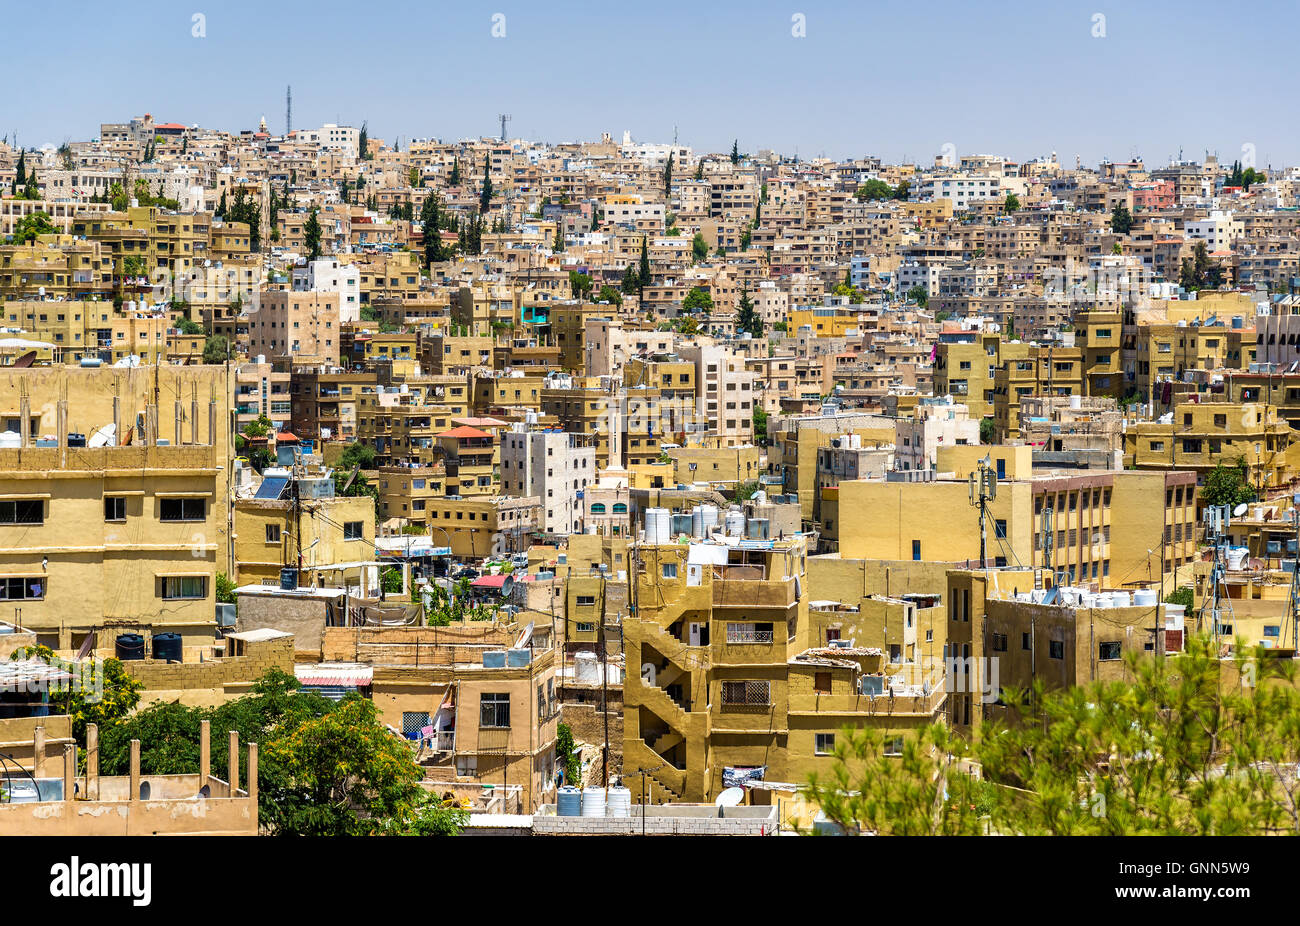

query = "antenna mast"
[498,113,512,143]
[286,85,292,136]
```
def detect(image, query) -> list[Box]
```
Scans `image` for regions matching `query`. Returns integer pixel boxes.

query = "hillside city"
[0,112,1297,837]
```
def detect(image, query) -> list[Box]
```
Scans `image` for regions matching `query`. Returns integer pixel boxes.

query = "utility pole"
[969,455,997,569]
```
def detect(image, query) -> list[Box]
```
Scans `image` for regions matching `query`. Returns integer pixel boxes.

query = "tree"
[979,417,996,444]
[555,722,581,785]
[736,285,762,338]
[11,211,56,244]
[216,190,227,219]
[854,179,894,201]
[638,236,652,290]
[1003,192,1020,213]
[682,286,714,314]
[568,270,594,299]
[694,160,704,181]
[449,157,460,185]
[419,194,443,264]
[802,722,986,835]
[691,232,709,264]
[907,284,929,307]
[596,285,622,306]
[663,152,674,199]
[730,139,740,164]
[11,646,143,746]
[753,406,768,444]
[176,316,204,336]
[358,121,369,160]
[304,208,322,261]
[479,154,493,212]
[622,264,641,295]
[215,572,237,604]
[892,179,910,200]
[202,335,229,365]
[1111,203,1134,235]
[553,225,564,253]
[1202,458,1256,507]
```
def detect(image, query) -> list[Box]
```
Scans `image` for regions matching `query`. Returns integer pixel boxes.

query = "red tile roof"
[436,425,492,439]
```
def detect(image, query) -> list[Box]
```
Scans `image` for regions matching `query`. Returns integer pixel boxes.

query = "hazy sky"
[9,0,1297,169]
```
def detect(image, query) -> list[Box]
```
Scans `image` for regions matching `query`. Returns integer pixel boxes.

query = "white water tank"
[698,504,719,534]
[691,507,704,538]
[606,786,632,818]
[725,509,746,537]
[574,652,600,686]
[645,508,670,544]
[1111,591,1131,607]
[581,787,607,817]
[1133,589,1158,607]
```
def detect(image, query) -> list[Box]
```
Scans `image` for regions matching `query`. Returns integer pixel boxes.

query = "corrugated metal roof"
[295,663,373,687]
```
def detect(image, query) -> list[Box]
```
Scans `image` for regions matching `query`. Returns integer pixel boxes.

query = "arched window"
[590,503,607,514]
[612,502,628,514]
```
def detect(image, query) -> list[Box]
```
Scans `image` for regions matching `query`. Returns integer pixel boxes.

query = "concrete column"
[129,739,141,802]
[63,744,74,801]
[86,723,99,800]
[199,719,210,783]
[33,725,45,777]
[247,743,258,803]
[228,730,239,792]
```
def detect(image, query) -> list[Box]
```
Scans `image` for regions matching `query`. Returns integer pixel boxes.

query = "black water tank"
[152,632,183,663]
[66,432,87,448]
[115,633,145,660]
[279,567,298,591]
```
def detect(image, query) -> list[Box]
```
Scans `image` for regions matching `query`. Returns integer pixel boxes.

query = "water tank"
[115,633,145,661]
[671,514,694,537]
[606,785,632,818]
[746,518,771,540]
[690,507,704,538]
[279,567,299,591]
[574,652,600,685]
[1133,589,1158,607]
[581,786,607,817]
[0,432,19,448]
[152,632,183,663]
[1111,591,1131,608]
[482,650,507,669]
[557,786,582,816]
[1094,593,1112,609]
[506,647,531,668]
[698,504,719,534]
[1069,394,1082,410]
[645,508,670,544]
[724,509,745,537]
[66,433,87,448]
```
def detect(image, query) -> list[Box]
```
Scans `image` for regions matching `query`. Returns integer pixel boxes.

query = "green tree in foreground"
[1201,457,1256,508]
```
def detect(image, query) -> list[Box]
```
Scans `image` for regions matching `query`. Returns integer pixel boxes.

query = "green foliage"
[639,236,652,289]
[421,579,497,625]
[854,179,895,201]
[215,572,237,604]
[11,211,56,244]
[622,264,641,295]
[736,286,762,337]
[596,285,622,306]
[176,316,204,336]
[380,567,404,595]
[906,284,929,308]
[556,722,581,785]
[1111,203,1134,235]
[1165,586,1194,609]
[730,139,740,164]
[682,286,713,314]
[479,153,493,212]
[568,270,594,300]
[979,417,996,444]
[242,414,273,439]
[201,335,229,365]
[1201,457,1256,507]
[753,406,768,444]
[11,647,144,746]
[691,232,709,264]
[1003,192,1020,213]
[304,207,322,261]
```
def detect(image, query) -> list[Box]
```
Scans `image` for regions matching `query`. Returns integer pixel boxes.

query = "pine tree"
[638,236,651,291]
[15,150,26,185]
[622,264,640,295]
[479,154,493,213]
[737,285,761,338]
[450,158,461,185]
[553,225,564,252]
[730,140,740,165]
[358,122,369,160]
[663,152,674,199]
[694,159,704,181]
[216,190,227,220]
[304,208,322,261]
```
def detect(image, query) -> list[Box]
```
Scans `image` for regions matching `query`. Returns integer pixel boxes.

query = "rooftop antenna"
[285,85,292,136]
[498,113,512,143]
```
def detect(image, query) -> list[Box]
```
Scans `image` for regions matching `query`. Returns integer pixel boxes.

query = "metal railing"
[725,628,774,644]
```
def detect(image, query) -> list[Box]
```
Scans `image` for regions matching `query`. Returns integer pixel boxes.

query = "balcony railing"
[726,629,774,644]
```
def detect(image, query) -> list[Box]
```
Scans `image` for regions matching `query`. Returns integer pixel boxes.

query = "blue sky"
[10,0,1298,168]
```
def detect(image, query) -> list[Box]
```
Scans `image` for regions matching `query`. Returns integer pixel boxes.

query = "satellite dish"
[1233,503,1249,517]
[715,787,745,807]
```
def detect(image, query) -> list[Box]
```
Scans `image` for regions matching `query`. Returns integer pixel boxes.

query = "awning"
[294,663,373,687]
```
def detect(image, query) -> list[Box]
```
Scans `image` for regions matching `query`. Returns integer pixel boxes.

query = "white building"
[292,258,361,323]
[1183,210,1243,253]
[499,428,596,535]
[299,124,361,158]
[678,343,758,446]
[910,172,1002,210]
[894,397,981,472]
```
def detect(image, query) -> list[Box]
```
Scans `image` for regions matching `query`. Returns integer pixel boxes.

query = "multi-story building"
[499,428,596,535]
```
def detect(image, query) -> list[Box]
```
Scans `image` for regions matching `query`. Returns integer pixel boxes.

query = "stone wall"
[123,636,293,691]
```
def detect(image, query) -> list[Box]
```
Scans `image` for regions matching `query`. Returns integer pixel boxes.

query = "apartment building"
[249,290,342,366]
[499,428,596,535]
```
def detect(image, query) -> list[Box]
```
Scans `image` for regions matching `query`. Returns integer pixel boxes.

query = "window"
[912,539,921,561]
[575,621,595,633]
[1098,641,1122,661]
[161,576,206,599]
[575,595,596,607]
[0,499,43,524]
[265,524,281,543]
[1022,632,1031,651]
[662,563,678,579]
[402,712,429,735]
[815,733,835,755]
[813,672,832,694]
[104,496,126,521]
[721,680,770,706]
[456,755,477,776]
[480,692,511,728]
[159,497,204,521]
[1049,640,1064,660]
[991,633,1008,652]
[0,576,44,600]
[883,736,904,756]
[343,521,364,540]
